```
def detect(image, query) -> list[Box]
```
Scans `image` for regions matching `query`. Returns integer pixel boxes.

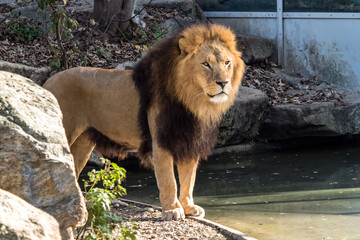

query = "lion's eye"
[202,62,211,68]
[225,61,231,66]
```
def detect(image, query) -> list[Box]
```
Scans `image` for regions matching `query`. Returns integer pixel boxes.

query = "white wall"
[207,15,360,90]
[284,18,360,89]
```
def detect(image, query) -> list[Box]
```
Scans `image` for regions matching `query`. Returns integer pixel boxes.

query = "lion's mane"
[133,24,245,165]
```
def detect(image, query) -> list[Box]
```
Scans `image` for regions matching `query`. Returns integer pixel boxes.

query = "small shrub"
[151,24,168,43]
[77,158,137,240]
[0,225,8,235]
[98,46,113,60]
[37,0,78,69]
[132,27,148,44]
[2,16,45,43]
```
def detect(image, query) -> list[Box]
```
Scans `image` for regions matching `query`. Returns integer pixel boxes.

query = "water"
[122,145,360,240]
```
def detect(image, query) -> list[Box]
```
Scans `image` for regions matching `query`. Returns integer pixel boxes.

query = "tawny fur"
[43,24,245,220]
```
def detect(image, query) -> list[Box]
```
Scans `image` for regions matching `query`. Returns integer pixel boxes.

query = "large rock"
[0,60,50,85]
[237,34,274,64]
[0,71,87,239]
[217,87,269,146]
[260,89,360,140]
[0,0,18,8]
[0,189,61,240]
[161,18,190,36]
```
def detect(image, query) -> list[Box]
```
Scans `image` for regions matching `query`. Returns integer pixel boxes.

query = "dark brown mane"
[132,24,222,165]
[87,127,135,159]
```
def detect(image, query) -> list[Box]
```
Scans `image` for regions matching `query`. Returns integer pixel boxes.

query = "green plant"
[130,25,168,46]
[2,16,45,43]
[151,24,168,43]
[37,0,78,69]
[132,27,148,44]
[0,225,8,235]
[76,158,137,240]
[98,46,113,60]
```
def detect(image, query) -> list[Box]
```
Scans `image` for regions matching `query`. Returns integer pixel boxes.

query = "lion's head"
[174,24,245,123]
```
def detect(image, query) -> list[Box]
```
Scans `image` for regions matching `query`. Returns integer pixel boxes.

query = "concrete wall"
[207,15,360,90]
[284,18,360,89]
[210,18,277,42]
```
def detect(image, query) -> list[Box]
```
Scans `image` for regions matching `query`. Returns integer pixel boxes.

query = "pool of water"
[122,145,360,240]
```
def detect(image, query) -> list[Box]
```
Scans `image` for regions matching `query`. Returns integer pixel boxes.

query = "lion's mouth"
[207,92,227,98]
[208,92,228,104]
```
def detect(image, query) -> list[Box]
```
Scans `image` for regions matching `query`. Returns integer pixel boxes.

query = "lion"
[43,24,245,220]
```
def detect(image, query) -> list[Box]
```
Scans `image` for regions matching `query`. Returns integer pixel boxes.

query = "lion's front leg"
[153,145,185,220]
[177,159,205,218]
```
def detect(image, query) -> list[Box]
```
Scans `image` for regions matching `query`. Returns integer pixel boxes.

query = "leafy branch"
[37,0,78,69]
[76,158,136,240]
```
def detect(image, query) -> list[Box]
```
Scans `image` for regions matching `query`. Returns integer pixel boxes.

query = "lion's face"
[175,30,245,124]
[195,41,236,104]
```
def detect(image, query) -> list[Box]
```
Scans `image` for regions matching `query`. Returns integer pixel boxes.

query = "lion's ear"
[178,37,189,54]
[178,37,196,54]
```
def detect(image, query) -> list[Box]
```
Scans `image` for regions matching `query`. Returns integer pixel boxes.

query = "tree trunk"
[93,0,135,40]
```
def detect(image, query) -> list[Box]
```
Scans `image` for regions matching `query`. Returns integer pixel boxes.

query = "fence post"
[277,0,284,66]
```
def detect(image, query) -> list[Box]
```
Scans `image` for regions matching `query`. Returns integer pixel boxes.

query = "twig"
[50,3,68,69]
[112,22,129,41]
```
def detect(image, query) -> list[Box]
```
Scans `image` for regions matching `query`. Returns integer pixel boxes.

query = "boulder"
[260,89,360,140]
[161,18,185,35]
[0,189,61,240]
[217,87,269,147]
[161,17,197,36]
[0,0,19,8]
[10,1,38,18]
[0,60,50,85]
[10,1,50,29]
[0,71,87,239]
[237,34,274,64]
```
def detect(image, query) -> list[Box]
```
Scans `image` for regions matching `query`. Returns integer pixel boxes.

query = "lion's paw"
[161,207,185,221]
[183,205,205,218]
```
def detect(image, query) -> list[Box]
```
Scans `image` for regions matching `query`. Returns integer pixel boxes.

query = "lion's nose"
[216,81,228,89]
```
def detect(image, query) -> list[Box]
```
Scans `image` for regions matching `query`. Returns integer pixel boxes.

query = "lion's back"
[43,67,141,144]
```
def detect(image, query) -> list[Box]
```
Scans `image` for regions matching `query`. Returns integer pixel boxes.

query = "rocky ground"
[111,199,230,240]
[242,65,346,106]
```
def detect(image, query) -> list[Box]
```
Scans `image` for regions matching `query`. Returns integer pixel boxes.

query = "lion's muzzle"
[209,92,228,104]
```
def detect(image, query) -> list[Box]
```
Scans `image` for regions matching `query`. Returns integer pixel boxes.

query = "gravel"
[111,200,230,240]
